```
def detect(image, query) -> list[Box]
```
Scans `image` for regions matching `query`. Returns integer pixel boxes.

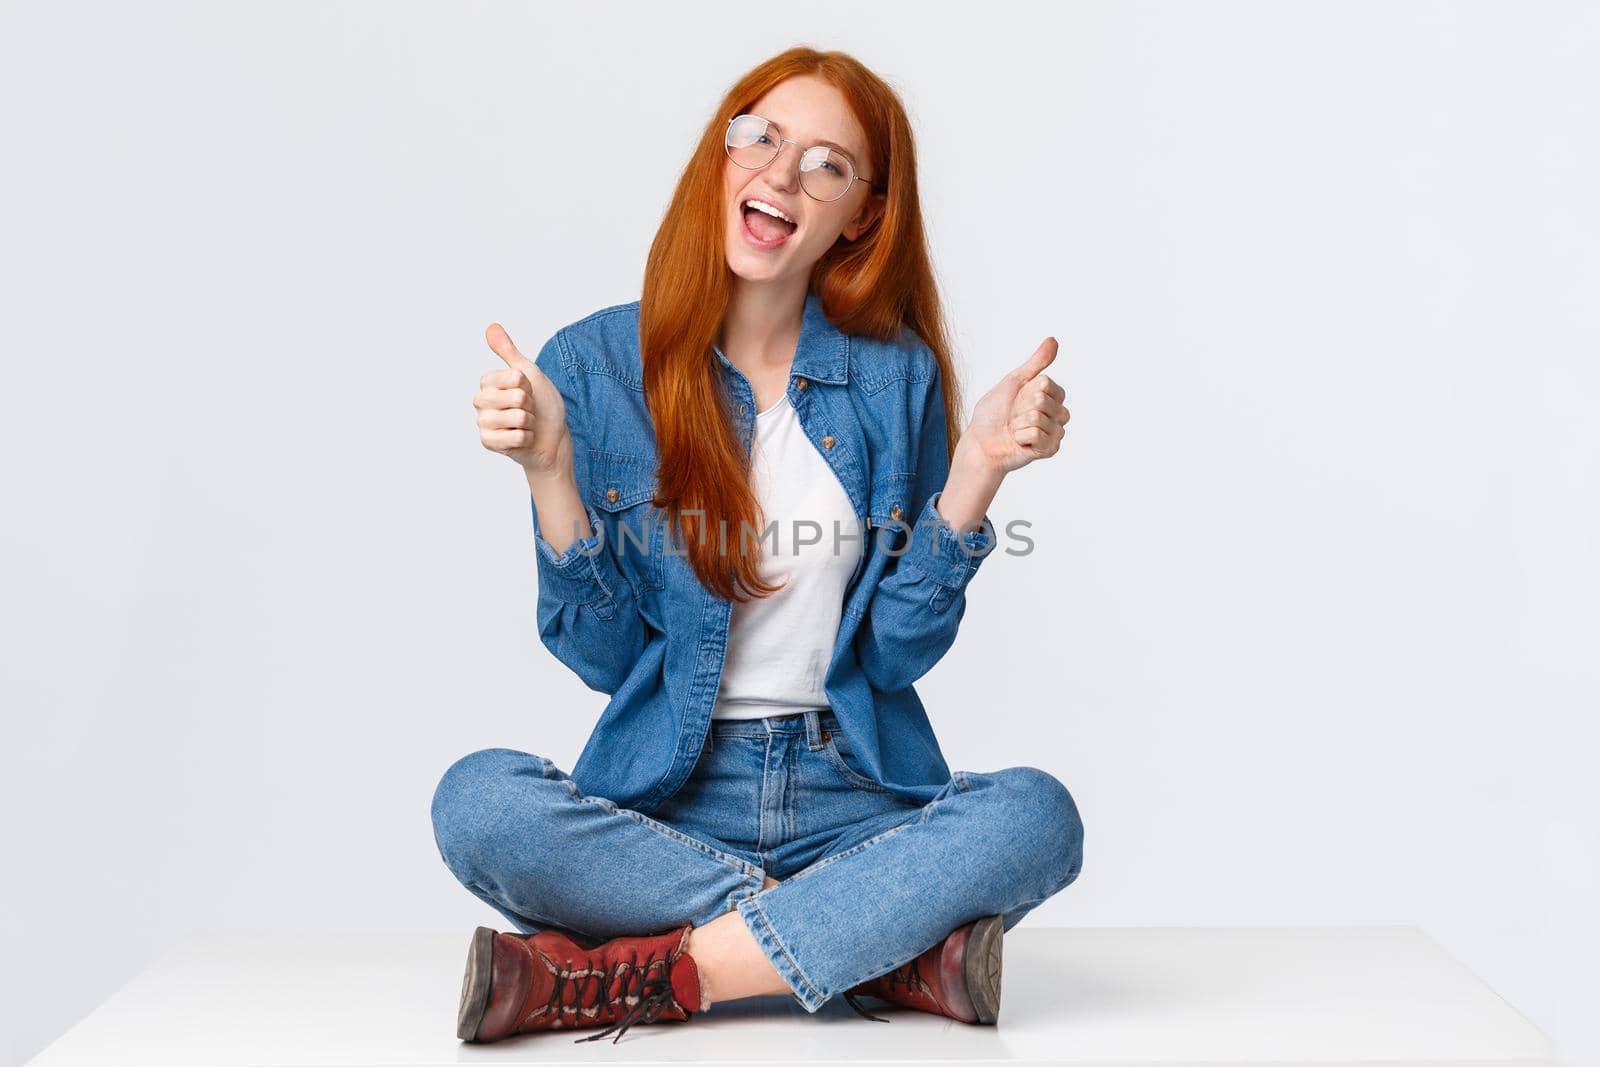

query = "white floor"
[25,926,1558,1066]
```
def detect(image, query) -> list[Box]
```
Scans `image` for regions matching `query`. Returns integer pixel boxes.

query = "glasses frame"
[724,114,880,203]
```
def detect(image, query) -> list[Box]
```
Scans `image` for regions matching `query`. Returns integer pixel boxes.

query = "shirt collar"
[712,290,850,385]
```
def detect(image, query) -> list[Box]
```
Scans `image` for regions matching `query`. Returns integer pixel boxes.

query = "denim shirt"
[529,290,997,813]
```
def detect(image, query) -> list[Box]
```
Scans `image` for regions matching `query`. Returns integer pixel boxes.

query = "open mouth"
[740,198,798,248]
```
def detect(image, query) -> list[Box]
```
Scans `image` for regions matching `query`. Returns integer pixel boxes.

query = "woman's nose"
[765,140,803,190]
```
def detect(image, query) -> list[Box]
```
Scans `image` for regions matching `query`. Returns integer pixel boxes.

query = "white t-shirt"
[710,393,865,720]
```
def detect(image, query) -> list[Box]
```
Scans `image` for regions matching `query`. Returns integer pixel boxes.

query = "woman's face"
[723,74,885,287]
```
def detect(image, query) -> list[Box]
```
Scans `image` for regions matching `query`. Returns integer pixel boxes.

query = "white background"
[2,2,1596,1064]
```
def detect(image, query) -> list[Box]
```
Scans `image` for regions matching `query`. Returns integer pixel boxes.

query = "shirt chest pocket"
[589,451,665,594]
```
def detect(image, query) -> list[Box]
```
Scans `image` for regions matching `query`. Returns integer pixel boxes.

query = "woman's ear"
[842,192,887,242]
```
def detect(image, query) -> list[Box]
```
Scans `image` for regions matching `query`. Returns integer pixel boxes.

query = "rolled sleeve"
[896,489,998,592]
[532,500,628,611]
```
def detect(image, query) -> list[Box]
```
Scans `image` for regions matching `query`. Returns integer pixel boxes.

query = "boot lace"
[887,955,935,998]
[555,948,682,1044]
[842,953,933,1023]
[843,990,890,1022]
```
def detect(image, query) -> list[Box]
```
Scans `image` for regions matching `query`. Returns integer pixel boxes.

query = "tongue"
[745,207,796,243]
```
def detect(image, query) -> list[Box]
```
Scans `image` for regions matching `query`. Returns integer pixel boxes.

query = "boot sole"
[963,914,1004,1024]
[457,926,497,1042]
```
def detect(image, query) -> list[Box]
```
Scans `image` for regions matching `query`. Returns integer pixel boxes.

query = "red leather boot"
[841,914,1004,1024]
[456,924,703,1044]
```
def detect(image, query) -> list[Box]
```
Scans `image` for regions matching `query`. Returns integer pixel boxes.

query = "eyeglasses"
[724,113,878,203]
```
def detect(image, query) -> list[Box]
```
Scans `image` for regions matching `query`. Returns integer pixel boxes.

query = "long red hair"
[640,46,963,601]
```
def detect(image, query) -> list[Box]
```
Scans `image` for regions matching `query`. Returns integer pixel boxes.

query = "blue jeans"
[430,709,1084,1013]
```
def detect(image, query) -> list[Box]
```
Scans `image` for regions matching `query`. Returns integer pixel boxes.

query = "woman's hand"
[478,323,595,554]
[476,323,574,480]
[960,337,1070,475]
[936,337,1069,531]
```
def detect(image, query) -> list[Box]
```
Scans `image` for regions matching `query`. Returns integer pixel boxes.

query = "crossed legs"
[687,873,788,1007]
[431,749,1083,1013]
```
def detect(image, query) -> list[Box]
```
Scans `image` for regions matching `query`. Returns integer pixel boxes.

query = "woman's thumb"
[485,322,536,376]
[1011,336,1059,383]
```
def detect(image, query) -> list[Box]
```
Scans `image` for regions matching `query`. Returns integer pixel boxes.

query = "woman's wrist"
[936,439,1005,531]
[524,462,577,492]
[525,463,591,554]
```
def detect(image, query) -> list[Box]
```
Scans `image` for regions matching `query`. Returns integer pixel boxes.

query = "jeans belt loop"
[803,709,823,750]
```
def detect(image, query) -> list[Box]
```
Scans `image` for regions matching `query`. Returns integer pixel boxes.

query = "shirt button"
[605,487,620,503]
[737,403,748,415]
[821,435,836,449]
[795,377,808,391]
[890,504,904,520]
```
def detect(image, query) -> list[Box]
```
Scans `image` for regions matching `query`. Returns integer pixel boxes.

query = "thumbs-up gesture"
[961,337,1070,475]
[475,323,574,479]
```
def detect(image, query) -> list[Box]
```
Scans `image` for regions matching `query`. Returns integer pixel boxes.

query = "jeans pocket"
[818,728,889,794]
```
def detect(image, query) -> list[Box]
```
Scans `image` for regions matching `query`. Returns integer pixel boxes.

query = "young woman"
[432,46,1082,1044]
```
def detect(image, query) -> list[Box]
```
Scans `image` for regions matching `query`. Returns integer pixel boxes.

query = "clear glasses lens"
[725,114,775,162]
[724,114,858,202]
[798,146,853,201]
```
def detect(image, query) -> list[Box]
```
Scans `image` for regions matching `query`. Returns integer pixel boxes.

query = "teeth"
[744,199,795,224]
